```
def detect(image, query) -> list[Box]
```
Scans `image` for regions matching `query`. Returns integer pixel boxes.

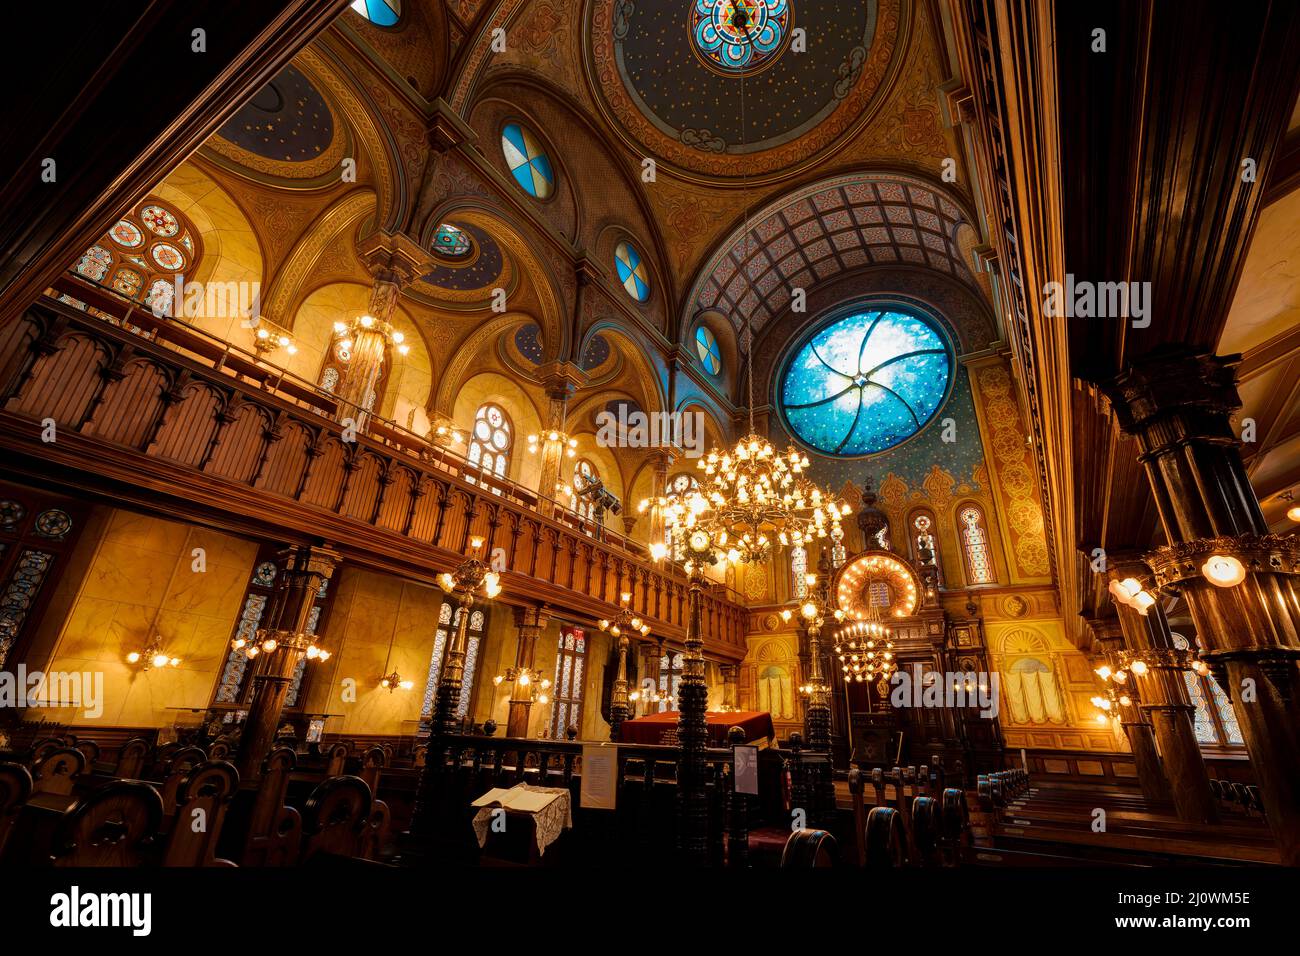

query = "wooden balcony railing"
[0,282,747,654]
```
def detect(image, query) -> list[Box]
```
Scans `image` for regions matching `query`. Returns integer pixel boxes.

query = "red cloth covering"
[617,710,775,746]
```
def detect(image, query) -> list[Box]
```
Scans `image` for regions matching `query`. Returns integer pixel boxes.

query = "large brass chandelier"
[833,603,896,690]
[648,440,849,565]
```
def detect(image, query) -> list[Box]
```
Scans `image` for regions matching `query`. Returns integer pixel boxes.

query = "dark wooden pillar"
[1090,619,1171,806]
[677,562,709,864]
[1107,353,1300,861]
[506,605,549,738]
[235,545,337,782]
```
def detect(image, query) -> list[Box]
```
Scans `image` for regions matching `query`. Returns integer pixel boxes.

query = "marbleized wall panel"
[36,508,258,728]
[304,566,444,737]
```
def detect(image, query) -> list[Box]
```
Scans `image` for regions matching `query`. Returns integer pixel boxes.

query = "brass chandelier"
[639,43,849,568]
[833,603,896,690]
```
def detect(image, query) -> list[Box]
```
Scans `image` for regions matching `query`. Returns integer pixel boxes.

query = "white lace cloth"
[471,784,573,857]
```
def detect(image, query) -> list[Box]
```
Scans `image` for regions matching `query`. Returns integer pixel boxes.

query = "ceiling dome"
[588,0,905,178]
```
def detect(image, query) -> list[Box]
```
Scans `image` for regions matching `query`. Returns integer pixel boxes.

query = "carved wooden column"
[506,605,549,738]
[235,545,337,782]
[677,561,710,864]
[1105,353,1300,858]
[533,370,578,518]
[335,232,427,429]
[1089,618,1170,806]
[609,631,632,741]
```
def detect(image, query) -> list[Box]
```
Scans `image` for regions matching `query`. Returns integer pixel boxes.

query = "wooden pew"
[51,781,164,867]
[32,747,86,799]
[780,828,838,867]
[0,763,33,858]
[161,761,239,866]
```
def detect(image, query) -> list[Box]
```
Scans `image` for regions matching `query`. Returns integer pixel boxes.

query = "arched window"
[957,505,993,585]
[420,602,488,731]
[790,546,808,599]
[69,198,200,319]
[468,403,513,485]
[909,509,943,586]
[658,652,684,712]
[571,458,599,521]
[548,625,587,738]
[664,472,699,559]
[318,325,391,411]
[1171,633,1244,747]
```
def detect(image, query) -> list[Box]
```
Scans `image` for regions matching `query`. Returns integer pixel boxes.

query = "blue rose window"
[691,0,791,74]
[781,309,952,455]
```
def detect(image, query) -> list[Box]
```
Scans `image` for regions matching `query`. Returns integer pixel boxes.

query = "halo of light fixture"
[1201,553,1246,588]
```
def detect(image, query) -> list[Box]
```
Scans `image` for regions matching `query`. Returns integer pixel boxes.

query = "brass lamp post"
[597,591,652,740]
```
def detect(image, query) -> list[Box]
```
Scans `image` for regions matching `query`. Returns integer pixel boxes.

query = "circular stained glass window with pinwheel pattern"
[780,307,953,456]
[690,0,791,75]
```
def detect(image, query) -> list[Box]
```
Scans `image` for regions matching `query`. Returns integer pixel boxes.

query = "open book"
[471,785,562,814]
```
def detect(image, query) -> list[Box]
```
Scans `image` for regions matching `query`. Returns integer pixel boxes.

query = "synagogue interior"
[2,0,1300,893]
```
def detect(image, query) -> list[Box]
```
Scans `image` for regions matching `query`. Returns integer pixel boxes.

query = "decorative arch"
[263,190,377,329]
[999,628,1066,725]
[683,171,984,340]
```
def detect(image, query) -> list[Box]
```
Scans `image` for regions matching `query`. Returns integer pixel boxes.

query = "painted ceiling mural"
[209,64,345,179]
[153,0,1060,599]
[589,0,906,177]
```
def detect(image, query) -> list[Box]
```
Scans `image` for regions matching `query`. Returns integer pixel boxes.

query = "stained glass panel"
[1209,679,1243,745]
[349,0,400,26]
[959,507,993,584]
[0,549,53,667]
[690,0,791,73]
[1182,672,1218,744]
[614,241,650,302]
[501,123,554,199]
[791,546,807,599]
[431,223,471,258]
[695,326,722,374]
[780,309,952,455]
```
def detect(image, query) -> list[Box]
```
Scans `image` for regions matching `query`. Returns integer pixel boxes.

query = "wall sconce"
[127,633,180,671]
[1108,576,1158,615]
[492,666,551,704]
[1201,554,1246,588]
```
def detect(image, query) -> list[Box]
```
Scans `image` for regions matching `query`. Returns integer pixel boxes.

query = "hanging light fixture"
[831,602,896,692]
[640,44,848,567]
[126,632,181,671]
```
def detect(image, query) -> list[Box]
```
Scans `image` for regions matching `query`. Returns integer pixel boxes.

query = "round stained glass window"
[780,308,952,456]
[110,220,143,248]
[151,243,185,271]
[350,0,400,26]
[431,223,471,259]
[691,0,791,74]
[140,205,179,237]
[34,509,73,539]
[695,326,722,374]
[614,241,649,301]
[501,123,555,199]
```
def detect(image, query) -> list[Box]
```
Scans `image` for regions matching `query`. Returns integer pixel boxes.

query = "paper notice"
[580,744,618,809]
